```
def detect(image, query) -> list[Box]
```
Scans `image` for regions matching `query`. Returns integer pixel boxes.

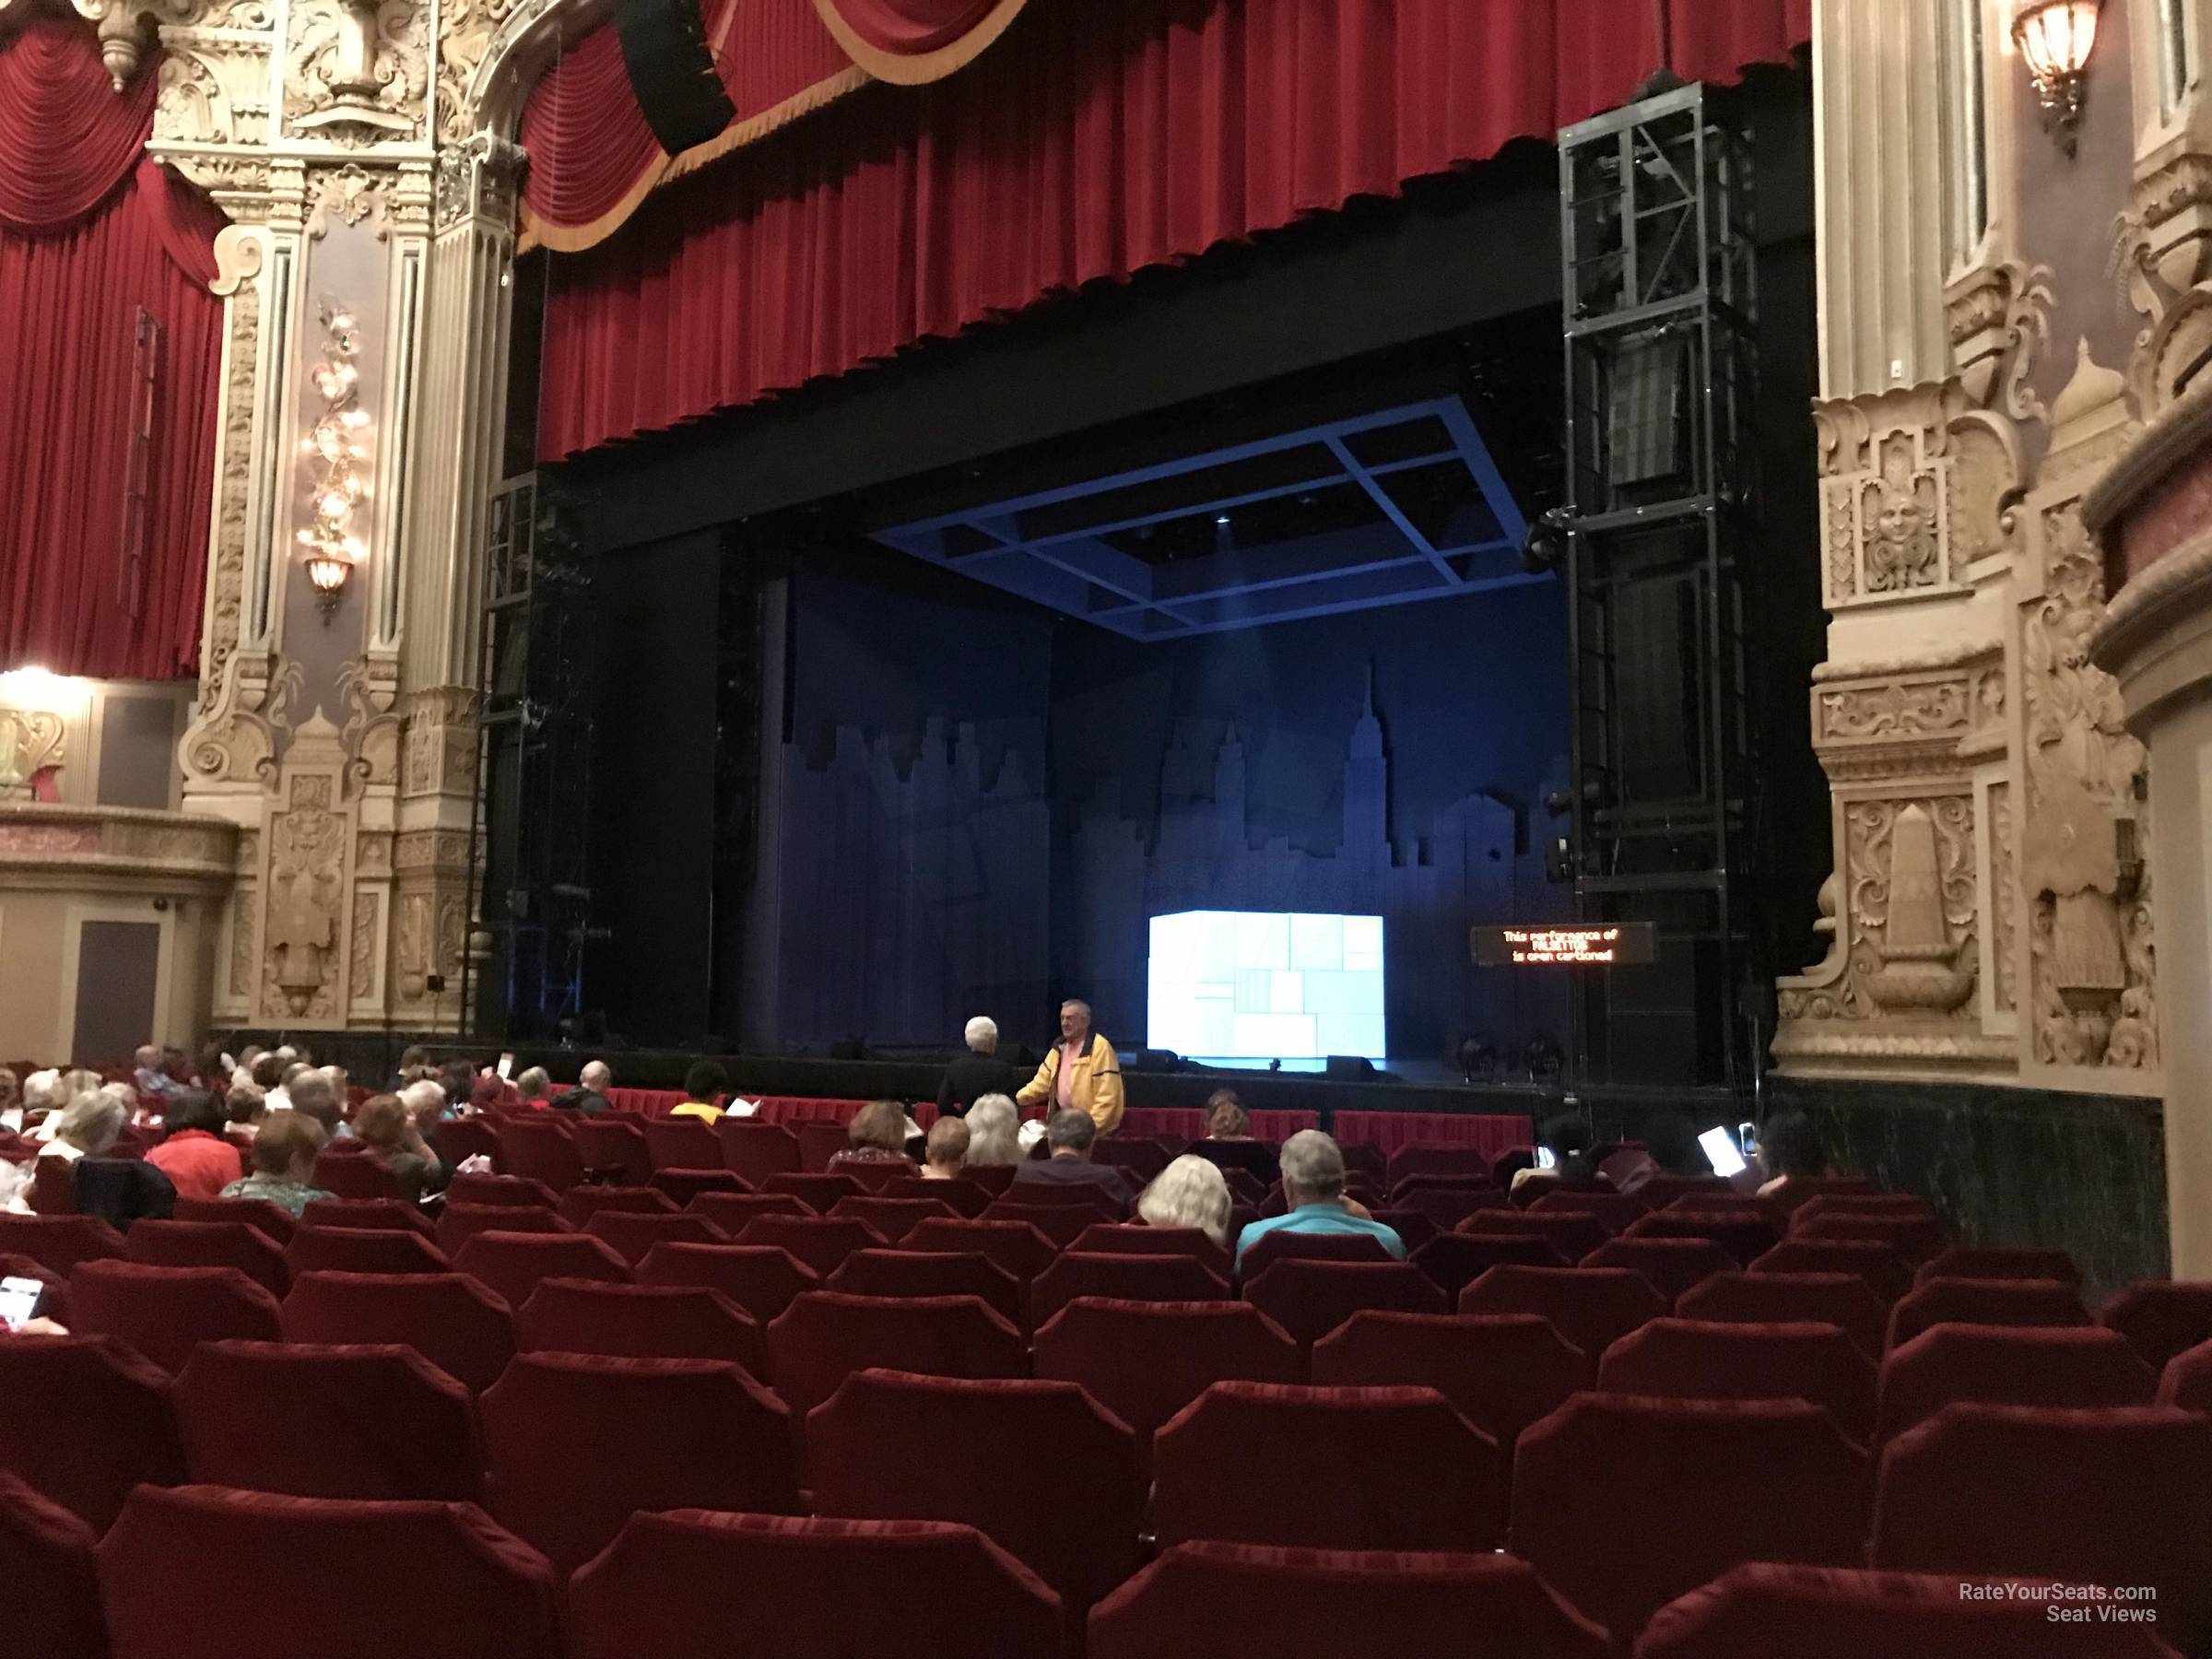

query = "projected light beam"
[1147,910,1385,1065]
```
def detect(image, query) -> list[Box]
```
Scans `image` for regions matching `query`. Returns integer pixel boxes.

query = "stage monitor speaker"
[611,0,737,155]
[1324,1054,1377,1080]
[1134,1049,1183,1073]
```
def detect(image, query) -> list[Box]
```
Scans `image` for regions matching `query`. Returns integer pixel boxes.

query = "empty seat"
[687,1190,810,1233]
[1752,1238,1914,1303]
[0,1471,105,1659]
[1508,1175,1611,1210]
[1885,1277,2086,1352]
[884,1175,992,1217]
[555,1183,677,1229]
[1090,1540,1609,1659]
[1067,1222,1232,1280]
[2100,1280,2212,1371]
[98,1484,562,1659]
[1625,1209,1781,1265]
[650,1167,751,1206]
[1597,1317,1877,1443]
[1361,1207,1440,1255]
[122,1218,289,1297]
[829,1249,1024,1329]
[1871,1404,2212,1651]
[1636,1561,2183,1659]
[582,1208,730,1265]
[566,1116,652,1183]
[1915,1244,2080,1287]
[1529,1188,1649,1232]
[1236,1229,1397,1284]
[1033,1297,1303,1459]
[482,1351,796,1573]
[767,1293,1028,1445]
[1457,1209,1613,1265]
[1030,1252,1228,1328]
[902,1217,1059,1286]
[0,1213,125,1277]
[1241,1259,1445,1348]
[1311,1311,1591,1448]
[0,1335,182,1529]
[1512,1393,1873,1648]
[1156,1382,1505,1551]
[1789,1192,1934,1227]
[1637,1175,1741,1207]
[1582,1236,1737,1301]
[516,1278,767,1376]
[312,1151,402,1199]
[794,1121,852,1173]
[1092,1138,1171,1183]
[448,1172,560,1209]
[172,1194,297,1243]
[1763,1176,1881,1215]
[1395,1186,1516,1230]
[1384,1146,1496,1188]
[640,1117,724,1173]
[716,1118,802,1185]
[436,1203,568,1257]
[829,1194,957,1243]
[812,1369,1141,1615]
[1876,1324,2159,1441]
[979,1202,1098,1250]
[428,1115,504,1171]
[281,1271,517,1394]
[2159,1337,2212,1414]
[636,1241,818,1325]
[735,1213,887,1277]
[1794,1211,1947,1265]
[288,1224,452,1277]
[451,1230,631,1309]
[302,1196,436,1236]
[1677,1270,1888,1358]
[567,1511,1062,1659]
[67,1261,283,1375]
[494,1119,588,1193]
[760,1171,868,1213]
[174,1340,482,1500]
[1411,1232,1570,1297]
[1458,1265,1667,1359]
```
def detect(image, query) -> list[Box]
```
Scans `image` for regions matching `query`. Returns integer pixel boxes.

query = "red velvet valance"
[0,18,160,232]
[537,0,1808,461]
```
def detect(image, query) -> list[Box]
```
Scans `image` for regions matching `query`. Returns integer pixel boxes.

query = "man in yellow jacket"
[1017,999,1124,1135]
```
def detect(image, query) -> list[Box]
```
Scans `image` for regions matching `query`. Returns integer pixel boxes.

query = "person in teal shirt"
[1235,1129,1405,1265]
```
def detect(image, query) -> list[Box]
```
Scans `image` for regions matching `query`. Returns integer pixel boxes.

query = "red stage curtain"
[536,0,1808,459]
[1329,1112,1531,1159]
[0,25,225,680]
[826,0,1003,53]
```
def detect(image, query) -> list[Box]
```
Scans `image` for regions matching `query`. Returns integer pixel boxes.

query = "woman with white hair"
[5,1090,128,1213]
[937,1015,1018,1117]
[963,1093,1022,1166]
[1137,1154,1232,1246]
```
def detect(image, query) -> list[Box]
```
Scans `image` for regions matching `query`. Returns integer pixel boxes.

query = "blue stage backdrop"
[760,560,1570,1065]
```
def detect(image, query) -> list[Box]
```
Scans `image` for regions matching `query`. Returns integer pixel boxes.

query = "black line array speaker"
[611,0,737,156]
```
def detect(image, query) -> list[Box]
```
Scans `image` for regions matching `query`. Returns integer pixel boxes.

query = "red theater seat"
[994,1177,1124,1211]
[735,1213,886,1277]
[1030,1251,1228,1327]
[649,1167,750,1206]
[555,1183,677,1229]
[716,1118,802,1185]
[1677,1270,1888,1358]
[1311,1311,1593,1446]
[1597,1316,1877,1443]
[1530,1188,1649,1232]
[1458,1265,1667,1359]
[428,1116,504,1171]
[1235,1228,1396,1283]
[980,1201,1098,1250]
[885,1174,991,1216]
[1884,1277,2087,1352]
[1068,1222,1231,1279]
[1638,1175,1740,1207]
[1762,1176,1881,1214]
[1876,1323,2158,1441]
[172,1194,296,1243]
[1385,1146,1495,1188]
[122,1218,288,1297]
[1871,1404,2212,1651]
[902,1217,1058,1288]
[794,1122,851,1173]
[1512,1394,1873,1648]
[0,1253,69,1326]
[1396,1186,1516,1230]
[760,1171,868,1213]
[449,1173,560,1209]
[1033,1298,1303,1458]
[1458,1208,1612,1265]
[1794,1211,1947,1266]
[2159,1337,2212,1414]
[312,1151,402,1199]
[98,1484,562,1659]
[0,1472,105,1659]
[481,1351,796,1573]
[1635,1562,2183,1659]
[174,1340,482,1501]
[767,1292,1028,1441]
[1625,1208,1781,1265]
[829,1248,1023,1328]
[1089,1541,1610,1659]
[516,1278,767,1375]
[1411,1231,1571,1297]
[1241,1259,1445,1347]
[963,1162,1021,1195]
[830,1194,957,1243]
[1752,1238,1914,1303]
[281,1271,517,1394]
[1915,1244,2081,1286]
[1362,1207,1440,1254]
[437,1203,569,1257]
[302,1196,435,1236]
[494,1119,588,1193]
[582,1208,729,1265]
[1790,1192,1934,1227]
[0,1335,183,1529]
[0,1213,125,1277]
[67,1261,283,1375]
[451,1230,630,1309]
[1582,1236,1737,1301]
[567,1511,1063,1659]
[687,1190,809,1233]
[287,1224,452,1277]
[2100,1280,2212,1371]
[641,1118,723,1173]
[1155,1382,1505,1551]
[810,1369,1142,1615]
[636,1241,818,1324]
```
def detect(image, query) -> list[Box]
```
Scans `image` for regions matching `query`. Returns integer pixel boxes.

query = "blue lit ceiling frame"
[870,396,1539,638]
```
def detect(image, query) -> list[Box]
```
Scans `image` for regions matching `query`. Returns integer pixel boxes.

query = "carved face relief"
[1864,438,1940,593]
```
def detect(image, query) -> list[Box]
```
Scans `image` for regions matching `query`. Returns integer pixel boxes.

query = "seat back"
[171,1194,297,1244]
[963,1162,1021,1195]
[902,1218,1058,1287]
[427,1116,504,1171]
[481,1350,796,1574]
[1155,1382,1506,1551]
[1409,1232,1569,1297]
[2160,1338,2212,1414]
[1580,1236,1737,1302]
[828,1194,957,1243]
[1528,1188,1648,1232]
[280,1271,518,1394]
[1638,1175,1741,1207]
[884,1175,992,1217]
[761,1171,868,1213]
[0,1335,182,1530]
[122,1218,289,1297]
[2099,1280,2212,1371]
[449,1173,561,1209]
[1361,1208,1439,1255]
[1762,1175,1880,1214]
[1311,1311,1592,1448]
[1383,1146,1495,1188]
[1625,1209,1782,1265]
[1871,1403,2212,1650]
[493,1119,587,1193]
[735,1213,887,1277]
[977,1201,1096,1250]
[1457,1265,1667,1359]
[436,1204,569,1258]
[555,1184,678,1229]
[564,1117,651,1184]
[649,1167,751,1206]
[1236,1228,1395,1283]
[301,1197,435,1236]
[67,1261,283,1376]
[1885,1277,2087,1352]
[582,1209,730,1265]
[0,1471,106,1659]
[174,1339,481,1500]
[1067,1223,1231,1280]
[1914,1245,2080,1287]
[1031,1251,1229,1328]
[716,1118,802,1185]
[829,1249,1023,1329]
[1033,1299,1304,1455]
[1241,1258,1446,1348]
[794,1121,851,1173]
[1876,1323,2159,1441]
[811,1369,1142,1612]
[641,1117,724,1173]
[287,1225,452,1277]
[1456,1209,1611,1265]
[97,1483,562,1659]
[636,1241,818,1324]
[516,1278,767,1375]
[0,1213,126,1277]
[566,1511,1062,1659]
[1395,1187,1516,1230]
[1092,1138,1171,1183]
[1751,1239,1914,1303]
[1789,1193,1935,1227]
[312,1151,401,1199]
[1598,1316,1877,1443]
[1794,1211,1947,1265]
[1677,1270,1889,1358]
[686,1190,810,1233]
[452,1230,631,1309]
[1512,1393,1873,1647]
[765,1291,1029,1436]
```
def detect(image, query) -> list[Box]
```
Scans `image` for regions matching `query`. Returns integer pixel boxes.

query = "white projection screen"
[1147,910,1385,1065]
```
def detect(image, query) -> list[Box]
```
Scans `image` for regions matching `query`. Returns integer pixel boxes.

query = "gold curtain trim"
[805,0,1028,85]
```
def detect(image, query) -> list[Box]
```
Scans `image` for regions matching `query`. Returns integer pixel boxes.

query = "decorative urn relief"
[1865,804,1976,1014]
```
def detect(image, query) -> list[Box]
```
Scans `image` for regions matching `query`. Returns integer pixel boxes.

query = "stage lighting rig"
[1520,507,1570,574]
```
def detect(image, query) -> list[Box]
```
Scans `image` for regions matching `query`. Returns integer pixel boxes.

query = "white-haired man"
[937,1016,1017,1118]
[551,1059,613,1116]
[1233,1130,1405,1265]
[1016,999,1123,1135]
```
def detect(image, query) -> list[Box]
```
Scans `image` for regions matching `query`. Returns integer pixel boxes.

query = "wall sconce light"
[297,298,371,621]
[2014,0,2104,158]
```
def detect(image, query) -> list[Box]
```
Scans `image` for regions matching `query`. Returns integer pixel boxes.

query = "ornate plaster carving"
[2113,152,2212,414]
[305,162,390,238]
[432,130,524,231]
[0,709,66,798]
[284,0,427,140]
[399,687,479,799]
[1947,259,2054,421]
[259,713,355,1019]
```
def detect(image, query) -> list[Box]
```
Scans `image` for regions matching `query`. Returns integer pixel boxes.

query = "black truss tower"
[1559,82,1763,1092]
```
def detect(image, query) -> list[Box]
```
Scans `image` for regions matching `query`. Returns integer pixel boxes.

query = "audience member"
[1234,1131,1404,1264]
[221,1112,334,1217]
[14,1069,62,1135]
[398,1078,449,1129]
[1205,1089,1252,1140]
[133,1045,181,1104]
[287,1072,346,1141]
[1138,1153,1232,1245]
[321,1064,351,1106]
[1013,1110,1132,1211]
[354,1093,452,1203]
[937,1016,1018,1117]
[553,1059,612,1115]
[390,1044,430,1090]
[1642,1111,1705,1176]
[1511,1112,1600,1193]
[830,1100,918,1174]
[1015,999,1124,1135]
[253,1054,289,1111]
[459,1072,500,1115]
[963,1094,1021,1166]
[667,1059,728,1124]
[193,1043,229,1094]
[0,1067,18,1131]
[918,1116,970,1180]
[6,1091,127,1213]
[1755,1109,1831,1197]
[224,1084,268,1148]
[144,1090,241,1200]
[514,1066,553,1108]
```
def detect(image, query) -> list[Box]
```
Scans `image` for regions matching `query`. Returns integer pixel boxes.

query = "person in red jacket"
[145,1089,246,1199]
